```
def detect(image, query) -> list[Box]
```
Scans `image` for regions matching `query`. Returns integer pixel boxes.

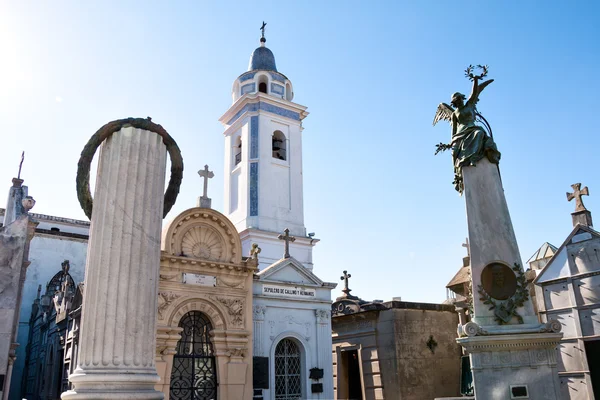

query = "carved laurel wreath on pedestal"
[478,263,529,325]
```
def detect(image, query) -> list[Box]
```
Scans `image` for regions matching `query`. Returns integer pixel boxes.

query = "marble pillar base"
[62,371,163,400]
[457,332,562,400]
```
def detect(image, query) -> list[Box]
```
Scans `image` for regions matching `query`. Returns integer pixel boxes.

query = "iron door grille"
[274,339,302,400]
[170,311,218,400]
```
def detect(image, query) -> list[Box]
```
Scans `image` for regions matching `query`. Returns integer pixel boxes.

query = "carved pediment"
[257,257,324,286]
[162,208,242,264]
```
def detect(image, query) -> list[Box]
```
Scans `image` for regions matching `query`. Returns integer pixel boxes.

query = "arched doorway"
[170,311,218,400]
[274,338,302,400]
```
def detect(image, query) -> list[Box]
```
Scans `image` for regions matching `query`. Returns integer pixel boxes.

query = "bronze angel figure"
[433,75,501,193]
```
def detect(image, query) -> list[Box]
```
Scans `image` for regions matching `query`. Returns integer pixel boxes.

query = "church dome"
[248,42,277,72]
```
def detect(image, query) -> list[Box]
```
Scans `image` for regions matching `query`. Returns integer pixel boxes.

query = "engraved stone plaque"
[481,263,517,300]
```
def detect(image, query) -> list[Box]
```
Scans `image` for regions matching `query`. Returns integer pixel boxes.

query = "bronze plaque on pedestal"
[481,263,517,300]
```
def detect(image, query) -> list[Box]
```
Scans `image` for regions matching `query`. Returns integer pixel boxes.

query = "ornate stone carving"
[181,225,225,261]
[540,319,562,333]
[253,305,266,321]
[462,321,489,337]
[217,276,245,289]
[213,296,244,327]
[250,243,261,259]
[22,196,35,212]
[159,273,179,281]
[227,348,246,358]
[315,309,330,324]
[157,292,181,319]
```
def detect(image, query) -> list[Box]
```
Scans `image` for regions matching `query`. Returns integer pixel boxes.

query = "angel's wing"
[433,102,454,126]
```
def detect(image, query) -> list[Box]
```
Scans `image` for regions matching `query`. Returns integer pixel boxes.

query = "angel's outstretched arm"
[468,77,479,104]
[469,78,494,104]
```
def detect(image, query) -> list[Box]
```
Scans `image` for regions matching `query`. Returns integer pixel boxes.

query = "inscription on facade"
[183,273,217,287]
[262,284,316,298]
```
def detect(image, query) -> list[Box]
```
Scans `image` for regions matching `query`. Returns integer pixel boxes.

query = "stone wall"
[332,301,461,400]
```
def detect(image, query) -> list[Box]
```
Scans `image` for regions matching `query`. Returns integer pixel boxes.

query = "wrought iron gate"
[170,311,217,400]
[274,338,302,400]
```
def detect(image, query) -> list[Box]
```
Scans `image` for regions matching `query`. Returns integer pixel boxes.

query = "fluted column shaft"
[63,127,166,399]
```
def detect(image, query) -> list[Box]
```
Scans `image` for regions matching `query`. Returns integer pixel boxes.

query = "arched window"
[274,338,302,400]
[272,131,286,161]
[234,136,242,166]
[285,83,293,101]
[258,75,268,94]
[170,311,217,400]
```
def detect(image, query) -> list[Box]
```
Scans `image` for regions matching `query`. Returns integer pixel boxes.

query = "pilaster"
[253,305,266,356]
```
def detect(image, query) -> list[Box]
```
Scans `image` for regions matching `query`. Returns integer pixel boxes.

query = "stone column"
[63,127,167,400]
[315,309,333,399]
[252,305,266,356]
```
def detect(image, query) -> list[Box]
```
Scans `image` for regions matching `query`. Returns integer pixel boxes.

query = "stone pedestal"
[63,127,167,400]
[458,158,562,400]
[457,333,562,400]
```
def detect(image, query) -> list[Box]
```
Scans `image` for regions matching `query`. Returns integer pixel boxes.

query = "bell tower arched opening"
[272,131,286,160]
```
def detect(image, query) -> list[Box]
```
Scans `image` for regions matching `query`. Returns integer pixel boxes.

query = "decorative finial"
[277,228,296,258]
[340,270,352,296]
[250,243,261,260]
[260,21,267,44]
[17,151,24,180]
[21,196,35,213]
[197,165,214,208]
[567,183,589,212]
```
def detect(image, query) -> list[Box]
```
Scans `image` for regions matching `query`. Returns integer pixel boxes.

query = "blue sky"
[1,1,599,303]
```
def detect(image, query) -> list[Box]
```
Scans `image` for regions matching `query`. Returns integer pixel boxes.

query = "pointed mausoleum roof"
[526,242,557,264]
[534,224,600,284]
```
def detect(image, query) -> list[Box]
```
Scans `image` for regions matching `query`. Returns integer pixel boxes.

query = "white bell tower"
[219,32,317,270]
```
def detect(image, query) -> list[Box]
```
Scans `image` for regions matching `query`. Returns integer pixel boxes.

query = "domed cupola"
[248,37,277,72]
[231,23,294,103]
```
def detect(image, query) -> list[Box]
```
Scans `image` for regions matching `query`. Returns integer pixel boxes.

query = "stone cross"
[462,238,470,257]
[278,228,295,258]
[340,270,352,296]
[197,165,214,208]
[567,183,589,212]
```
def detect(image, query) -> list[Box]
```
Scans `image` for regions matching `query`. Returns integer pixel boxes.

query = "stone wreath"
[478,263,529,325]
[76,117,183,219]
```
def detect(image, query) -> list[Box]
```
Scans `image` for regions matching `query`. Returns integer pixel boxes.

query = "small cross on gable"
[277,228,296,259]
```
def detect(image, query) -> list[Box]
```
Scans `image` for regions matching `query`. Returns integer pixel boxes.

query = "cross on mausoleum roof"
[277,228,295,259]
[197,164,214,208]
[567,183,589,212]
[340,270,352,296]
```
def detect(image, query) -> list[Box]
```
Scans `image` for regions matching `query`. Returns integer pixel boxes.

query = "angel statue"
[433,65,501,193]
